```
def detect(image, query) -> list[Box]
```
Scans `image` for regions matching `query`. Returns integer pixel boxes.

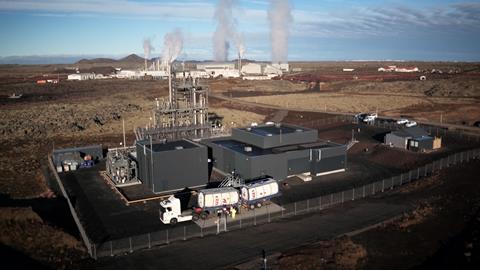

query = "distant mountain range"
[0,54,146,65]
[0,53,258,66]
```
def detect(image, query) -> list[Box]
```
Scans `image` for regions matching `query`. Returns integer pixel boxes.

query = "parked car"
[397,118,409,124]
[363,113,378,123]
[405,121,417,127]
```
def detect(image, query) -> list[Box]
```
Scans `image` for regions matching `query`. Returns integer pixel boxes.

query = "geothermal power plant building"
[136,139,210,193]
[203,123,347,180]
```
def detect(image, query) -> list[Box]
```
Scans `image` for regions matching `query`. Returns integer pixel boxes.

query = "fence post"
[268,204,271,222]
[307,199,310,212]
[294,202,297,215]
[400,174,403,185]
[363,185,365,198]
[372,182,375,195]
[391,177,394,190]
[330,193,334,205]
[183,226,186,241]
[148,233,151,249]
[110,241,113,257]
[382,179,385,192]
[342,191,344,203]
[129,237,133,253]
[352,188,355,201]
[319,197,322,210]
[166,230,169,245]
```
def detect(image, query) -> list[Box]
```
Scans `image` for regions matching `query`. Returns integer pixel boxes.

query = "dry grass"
[210,107,265,130]
[278,236,367,270]
[396,203,436,230]
[0,207,87,268]
[240,92,428,113]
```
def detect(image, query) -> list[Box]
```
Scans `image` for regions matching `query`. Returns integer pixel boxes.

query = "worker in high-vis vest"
[231,207,237,219]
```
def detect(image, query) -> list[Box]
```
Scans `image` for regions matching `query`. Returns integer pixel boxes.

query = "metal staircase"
[218,174,245,188]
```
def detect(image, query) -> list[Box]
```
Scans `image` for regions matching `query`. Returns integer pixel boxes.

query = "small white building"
[67,73,95,80]
[272,63,289,72]
[175,70,209,79]
[196,62,235,70]
[395,66,419,73]
[263,64,283,76]
[205,68,240,78]
[242,75,271,80]
[343,68,355,72]
[115,70,141,79]
[241,63,262,75]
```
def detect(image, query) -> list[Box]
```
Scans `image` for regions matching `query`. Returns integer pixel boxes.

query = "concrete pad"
[194,203,284,228]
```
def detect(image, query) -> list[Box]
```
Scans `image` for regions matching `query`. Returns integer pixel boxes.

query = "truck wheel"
[170,218,178,225]
[249,204,255,210]
[256,202,263,208]
[200,212,208,220]
[192,214,199,221]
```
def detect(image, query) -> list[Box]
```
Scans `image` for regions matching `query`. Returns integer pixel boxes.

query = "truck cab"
[159,196,193,225]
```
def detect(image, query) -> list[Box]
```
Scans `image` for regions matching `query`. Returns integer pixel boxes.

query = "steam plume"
[268,0,292,63]
[213,0,245,61]
[143,38,154,60]
[161,29,184,67]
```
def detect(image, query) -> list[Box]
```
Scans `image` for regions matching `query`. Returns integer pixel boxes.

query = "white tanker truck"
[160,177,280,225]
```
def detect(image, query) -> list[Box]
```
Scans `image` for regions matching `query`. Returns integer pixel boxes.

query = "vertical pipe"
[150,136,154,192]
[122,119,126,148]
[168,64,172,104]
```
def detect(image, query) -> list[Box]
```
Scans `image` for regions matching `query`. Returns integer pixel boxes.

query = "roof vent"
[244,146,253,152]
[175,146,184,150]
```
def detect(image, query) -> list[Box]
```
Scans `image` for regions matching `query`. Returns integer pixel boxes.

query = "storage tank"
[197,187,239,209]
[241,178,279,203]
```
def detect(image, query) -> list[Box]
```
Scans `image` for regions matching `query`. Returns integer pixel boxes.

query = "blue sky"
[0,0,479,62]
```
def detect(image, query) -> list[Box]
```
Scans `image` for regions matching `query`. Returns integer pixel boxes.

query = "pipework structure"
[135,64,211,141]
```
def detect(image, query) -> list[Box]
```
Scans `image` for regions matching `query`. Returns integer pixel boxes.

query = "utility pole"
[122,119,126,149]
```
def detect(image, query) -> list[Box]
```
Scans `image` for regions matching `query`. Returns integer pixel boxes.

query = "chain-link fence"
[90,147,480,258]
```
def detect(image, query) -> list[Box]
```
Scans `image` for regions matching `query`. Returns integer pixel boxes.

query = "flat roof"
[391,126,430,139]
[239,124,307,137]
[137,139,200,152]
[212,139,340,157]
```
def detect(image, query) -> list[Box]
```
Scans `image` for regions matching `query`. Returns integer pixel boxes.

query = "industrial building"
[271,63,289,72]
[195,62,240,78]
[203,123,347,181]
[67,73,95,80]
[385,126,441,152]
[135,139,210,193]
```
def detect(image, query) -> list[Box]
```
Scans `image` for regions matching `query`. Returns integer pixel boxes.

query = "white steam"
[213,0,245,61]
[143,38,154,59]
[161,29,184,67]
[268,0,292,63]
